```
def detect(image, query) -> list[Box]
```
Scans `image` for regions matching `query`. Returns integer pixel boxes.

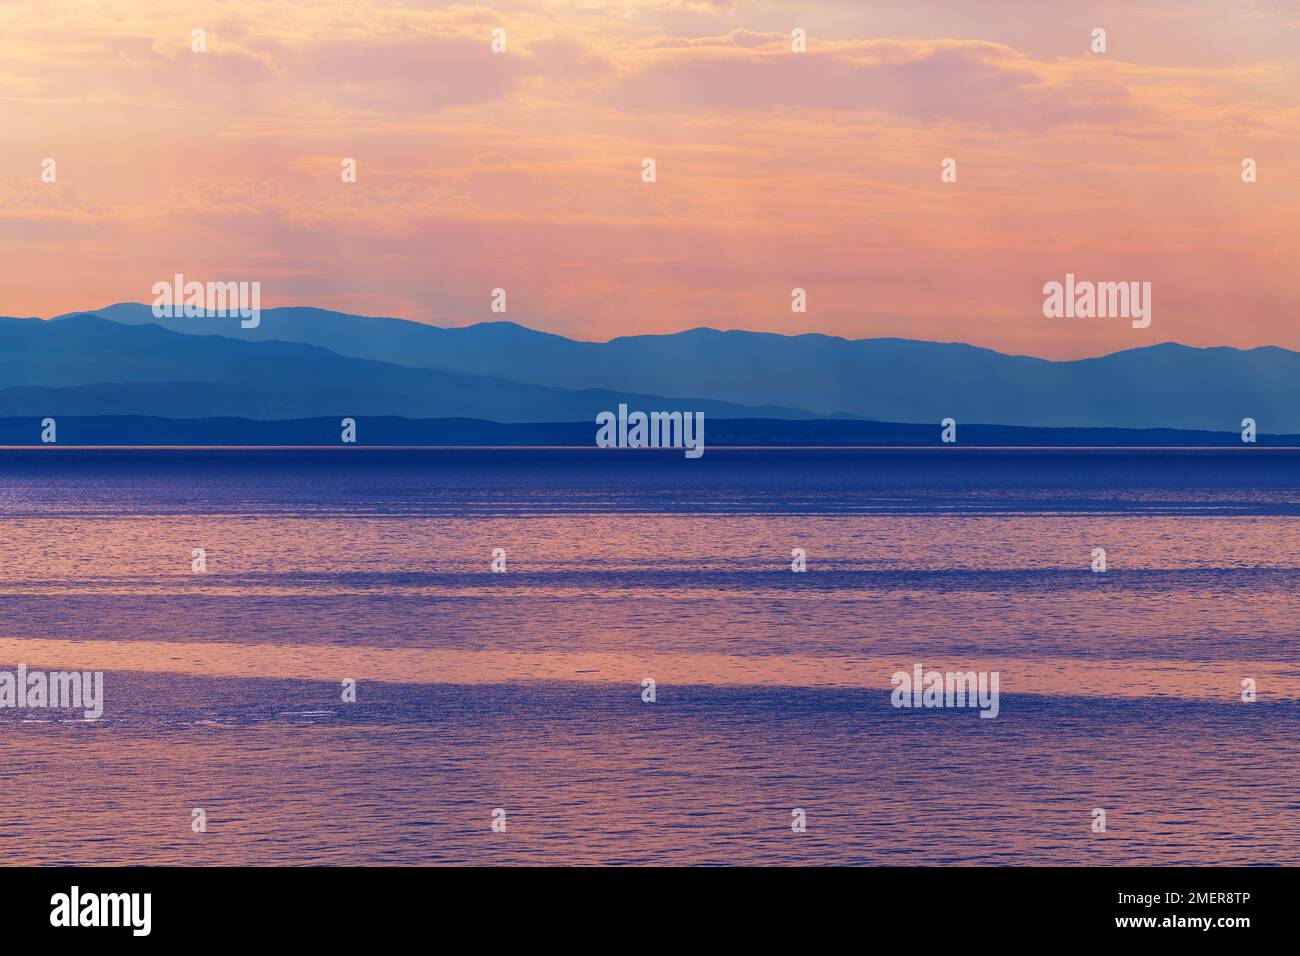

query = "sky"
[0,0,1297,358]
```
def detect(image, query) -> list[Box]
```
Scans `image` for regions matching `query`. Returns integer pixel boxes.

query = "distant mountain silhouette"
[1,416,1292,447]
[68,302,1300,431]
[0,314,820,421]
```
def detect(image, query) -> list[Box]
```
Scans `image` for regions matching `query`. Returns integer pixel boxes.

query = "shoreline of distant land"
[1,416,1296,447]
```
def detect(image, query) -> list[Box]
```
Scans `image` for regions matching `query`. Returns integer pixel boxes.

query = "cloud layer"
[1,0,1296,357]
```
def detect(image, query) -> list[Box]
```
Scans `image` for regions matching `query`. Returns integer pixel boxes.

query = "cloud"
[0,1,1296,358]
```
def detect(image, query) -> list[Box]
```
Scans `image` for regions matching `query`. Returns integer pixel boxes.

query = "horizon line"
[4,444,1300,450]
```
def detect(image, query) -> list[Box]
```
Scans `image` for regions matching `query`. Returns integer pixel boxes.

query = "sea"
[0,447,1297,864]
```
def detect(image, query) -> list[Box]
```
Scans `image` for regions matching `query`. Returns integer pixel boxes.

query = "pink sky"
[1,0,1297,358]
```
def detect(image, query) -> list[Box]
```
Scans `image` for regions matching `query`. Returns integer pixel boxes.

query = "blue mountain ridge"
[0,314,822,421]
[56,302,1300,432]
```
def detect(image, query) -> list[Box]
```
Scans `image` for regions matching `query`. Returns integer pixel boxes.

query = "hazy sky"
[1,0,1296,357]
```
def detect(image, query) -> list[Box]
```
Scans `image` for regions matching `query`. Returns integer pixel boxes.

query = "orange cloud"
[0,0,1296,359]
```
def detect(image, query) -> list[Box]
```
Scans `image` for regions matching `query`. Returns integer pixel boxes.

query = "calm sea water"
[1,447,1297,864]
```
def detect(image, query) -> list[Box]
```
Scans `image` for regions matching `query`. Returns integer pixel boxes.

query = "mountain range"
[0,303,1293,432]
[0,313,811,421]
